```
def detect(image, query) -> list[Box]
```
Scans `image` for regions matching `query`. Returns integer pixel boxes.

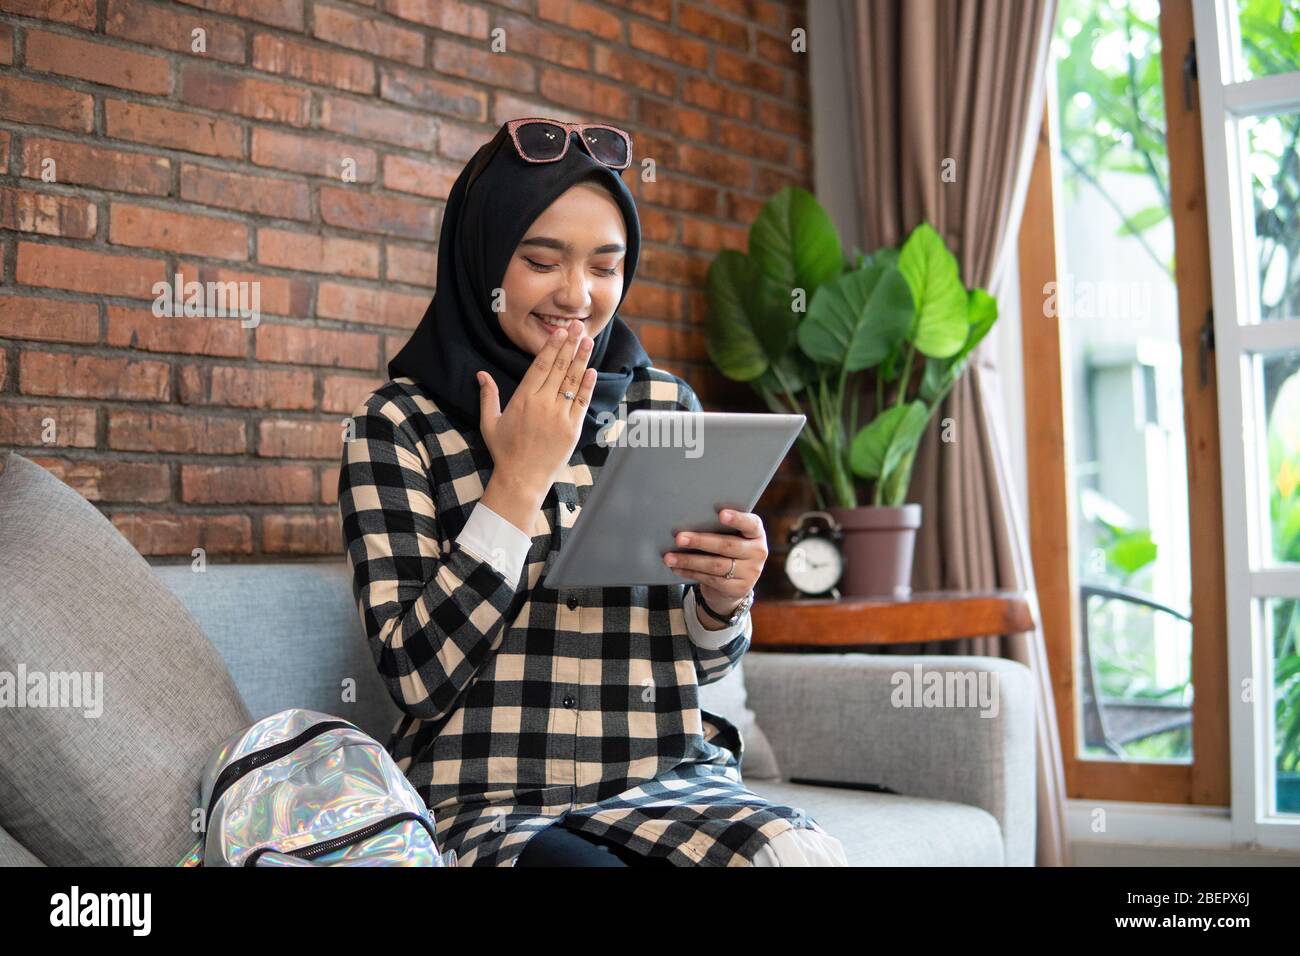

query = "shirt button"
[566,594,579,610]
[562,695,576,709]
[565,500,576,512]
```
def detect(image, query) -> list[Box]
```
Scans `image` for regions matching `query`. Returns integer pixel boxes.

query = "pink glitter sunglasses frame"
[467,118,633,193]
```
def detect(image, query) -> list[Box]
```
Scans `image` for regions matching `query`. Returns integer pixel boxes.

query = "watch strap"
[692,583,751,624]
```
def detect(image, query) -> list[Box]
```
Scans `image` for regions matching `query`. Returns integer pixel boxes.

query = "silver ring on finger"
[725,558,736,580]
[561,390,575,400]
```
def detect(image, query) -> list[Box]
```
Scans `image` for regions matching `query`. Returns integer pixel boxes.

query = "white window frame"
[1192,0,1300,849]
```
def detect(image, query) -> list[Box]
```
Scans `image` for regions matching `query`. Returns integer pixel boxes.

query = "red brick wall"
[0,0,812,562]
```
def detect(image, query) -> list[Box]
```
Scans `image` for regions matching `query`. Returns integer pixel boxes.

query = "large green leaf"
[863,245,901,271]
[748,186,844,299]
[704,250,769,381]
[1106,529,1158,576]
[794,433,831,487]
[919,356,948,405]
[879,443,918,507]
[880,343,903,382]
[749,265,801,360]
[897,222,969,359]
[705,249,803,381]
[919,287,998,402]
[964,287,998,354]
[756,348,818,395]
[1116,204,1169,236]
[796,265,913,371]
[850,400,930,481]
[706,186,840,383]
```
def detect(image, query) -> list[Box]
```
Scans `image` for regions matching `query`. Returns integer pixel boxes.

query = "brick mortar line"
[0,291,426,340]
[0,14,811,144]
[2,14,810,111]
[0,3,807,77]
[0,107,809,183]
[0,394,360,423]
[0,236,756,325]
[1,175,812,255]
[0,339,715,395]
[0,394,359,418]
[145,554,344,565]
[0,312,712,356]
[0,88,809,199]
[0,448,346,472]
[2,126,808,235]
[0,337,384,384]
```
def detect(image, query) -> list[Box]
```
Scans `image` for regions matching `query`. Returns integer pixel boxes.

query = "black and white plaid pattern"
[338,366,827,866]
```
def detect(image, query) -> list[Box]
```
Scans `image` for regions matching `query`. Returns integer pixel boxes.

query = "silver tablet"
[542,410,806,588]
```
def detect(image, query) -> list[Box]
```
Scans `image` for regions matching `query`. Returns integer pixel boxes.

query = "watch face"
[785,537,842,594]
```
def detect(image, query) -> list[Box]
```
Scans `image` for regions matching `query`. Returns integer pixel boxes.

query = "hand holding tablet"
[664,506,768,620]
[541,410,805,588]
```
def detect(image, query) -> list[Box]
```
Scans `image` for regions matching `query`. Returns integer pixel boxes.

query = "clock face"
[785,536,842,595]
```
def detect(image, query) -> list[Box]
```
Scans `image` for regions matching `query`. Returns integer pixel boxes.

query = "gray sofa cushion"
[0,823,44,867]
[743,652,1036,865]
[150,562,401,745]
[151,560,784,780]
[0,452,252,866]
[698,664,781,780]
[746,779,1005,865]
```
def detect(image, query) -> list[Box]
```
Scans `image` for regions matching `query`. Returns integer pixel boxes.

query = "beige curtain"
[845,0,1070,866]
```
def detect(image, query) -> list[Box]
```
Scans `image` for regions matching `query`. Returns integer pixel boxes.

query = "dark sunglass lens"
[515,121,568,160]
[583,127,629,166]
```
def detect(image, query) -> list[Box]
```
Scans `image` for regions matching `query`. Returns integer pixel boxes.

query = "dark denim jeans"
[515,822,676,867]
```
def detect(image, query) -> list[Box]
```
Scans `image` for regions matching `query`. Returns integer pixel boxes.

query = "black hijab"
[388,122,652,451]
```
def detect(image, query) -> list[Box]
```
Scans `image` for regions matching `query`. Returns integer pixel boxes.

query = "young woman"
[338,118,848,867]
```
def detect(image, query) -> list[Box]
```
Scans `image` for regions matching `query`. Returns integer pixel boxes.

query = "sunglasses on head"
[466,118,633,194]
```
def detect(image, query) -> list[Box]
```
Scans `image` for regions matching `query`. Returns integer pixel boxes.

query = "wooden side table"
[749,591,1034,650]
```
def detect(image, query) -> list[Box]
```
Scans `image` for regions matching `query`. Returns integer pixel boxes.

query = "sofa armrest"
[0,823,45,867]
[742,652,1037,866]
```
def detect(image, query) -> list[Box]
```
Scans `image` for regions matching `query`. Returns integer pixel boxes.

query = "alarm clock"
[784,510,845,598]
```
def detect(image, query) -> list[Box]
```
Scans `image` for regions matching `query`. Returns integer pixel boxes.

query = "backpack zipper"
[242,810,436,866]
[205,719,357,833]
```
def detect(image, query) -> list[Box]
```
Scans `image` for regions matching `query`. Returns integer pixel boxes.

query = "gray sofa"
[0,451,1036,866]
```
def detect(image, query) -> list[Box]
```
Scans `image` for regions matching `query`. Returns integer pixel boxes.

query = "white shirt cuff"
[684,584,750,649]
[456,501,533,586]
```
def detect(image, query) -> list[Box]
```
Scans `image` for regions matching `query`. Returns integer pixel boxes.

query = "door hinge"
[1199,308,1215,386]
[1183,38,1198,111]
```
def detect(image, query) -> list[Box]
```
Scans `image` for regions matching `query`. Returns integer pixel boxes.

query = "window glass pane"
[1053,0,1195,763]
[1241,112,1300,324]
[1234,0,1300,81]
[1260,350,1300,563]
[1260,599,1300,815]
[1079,589,1193,760]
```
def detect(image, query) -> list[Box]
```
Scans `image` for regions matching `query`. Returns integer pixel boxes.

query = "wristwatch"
[691,582,754,627]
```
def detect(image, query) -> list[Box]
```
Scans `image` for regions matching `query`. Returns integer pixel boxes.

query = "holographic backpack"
[177,708,455,867]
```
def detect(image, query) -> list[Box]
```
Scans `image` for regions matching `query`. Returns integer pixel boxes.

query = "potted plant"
[703,186,996,597]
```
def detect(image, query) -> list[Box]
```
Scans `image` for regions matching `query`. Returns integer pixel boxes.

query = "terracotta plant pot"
[826,504,922,598]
